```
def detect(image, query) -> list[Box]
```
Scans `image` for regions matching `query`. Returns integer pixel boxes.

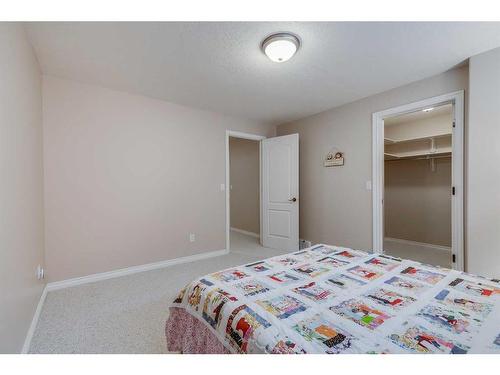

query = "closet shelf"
[384,132,451,145]
[384,148,451,160]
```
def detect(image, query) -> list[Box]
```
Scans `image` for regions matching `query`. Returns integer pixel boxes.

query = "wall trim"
[230,227,260,239]
[384,237,451,253]
[22,286,48,354]
[46,249,228,292]
[372,90,464,271]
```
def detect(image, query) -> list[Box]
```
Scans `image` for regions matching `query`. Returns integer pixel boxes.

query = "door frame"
[372,90,465,271]
[225,130,266,252]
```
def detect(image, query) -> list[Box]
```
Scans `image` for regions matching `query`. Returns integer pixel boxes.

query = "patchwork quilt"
[167,244,500,354]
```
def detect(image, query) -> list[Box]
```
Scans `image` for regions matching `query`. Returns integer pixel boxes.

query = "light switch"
[366,181,372,190]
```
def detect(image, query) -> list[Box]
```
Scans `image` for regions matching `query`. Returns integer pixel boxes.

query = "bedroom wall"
[467,47,500,278]
[276,66,468,252]
[384,158,452,247]
[42,76,274,282]
[0,24,45,353]
[229,137,260,235]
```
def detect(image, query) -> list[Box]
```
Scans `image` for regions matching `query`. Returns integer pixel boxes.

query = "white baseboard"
[21,248,228,353]
[230,227,260,239]
[46,249,228,291]
[22,286,48,354]
[384,237,451,253]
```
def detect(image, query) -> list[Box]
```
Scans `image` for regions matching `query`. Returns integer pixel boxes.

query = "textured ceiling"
[25,22,500,124]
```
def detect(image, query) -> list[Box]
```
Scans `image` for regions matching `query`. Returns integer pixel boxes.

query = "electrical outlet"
[36,265,44,280]
[189,233,196,242]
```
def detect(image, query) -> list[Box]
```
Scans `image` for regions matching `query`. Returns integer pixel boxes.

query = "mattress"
[165,244,500,354]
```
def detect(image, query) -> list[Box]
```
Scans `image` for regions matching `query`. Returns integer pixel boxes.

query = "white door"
[261,134,299,251]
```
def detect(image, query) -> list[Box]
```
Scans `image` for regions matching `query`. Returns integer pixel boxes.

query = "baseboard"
[384,237,451,253]
[21,248,228,353]
[22,286,48,354]
[230,227,260,239]
[46,248,228,292]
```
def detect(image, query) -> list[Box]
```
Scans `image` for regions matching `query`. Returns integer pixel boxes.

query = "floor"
[29,231,288,354]
[384,238,451,268]
[29,232,454,353]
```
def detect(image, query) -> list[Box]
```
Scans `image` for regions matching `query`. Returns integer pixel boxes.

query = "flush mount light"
[262,33,300,63]
[422,107,435,112]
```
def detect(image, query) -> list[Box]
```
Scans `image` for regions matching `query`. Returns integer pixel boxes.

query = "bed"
[165,244,500,354]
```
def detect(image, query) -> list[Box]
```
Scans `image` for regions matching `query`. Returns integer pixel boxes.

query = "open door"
[261,134,299,251]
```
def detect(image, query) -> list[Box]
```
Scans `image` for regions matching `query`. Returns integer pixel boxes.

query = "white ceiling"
[25,22,500,125]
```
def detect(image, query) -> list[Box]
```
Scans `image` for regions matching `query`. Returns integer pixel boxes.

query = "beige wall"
[0,24,45,353]
[467,47,500,278]
[277,66,468,252]
[229,137,260,234]
[384,158,452,246]
[42,76,274,282]
[385,113,452,141]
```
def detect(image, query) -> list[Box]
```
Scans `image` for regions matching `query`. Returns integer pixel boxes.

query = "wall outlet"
[189,233,196,242]
[36,265,44,280]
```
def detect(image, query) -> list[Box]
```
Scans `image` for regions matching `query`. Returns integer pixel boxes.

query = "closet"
[383,104,452,268]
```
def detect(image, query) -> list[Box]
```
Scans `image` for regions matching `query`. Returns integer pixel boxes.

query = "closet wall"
[384,158,452,246]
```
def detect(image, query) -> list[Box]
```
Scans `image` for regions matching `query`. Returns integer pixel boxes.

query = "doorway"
[225,131,300,253]
[228,135,262,252]
[372,91,464,270]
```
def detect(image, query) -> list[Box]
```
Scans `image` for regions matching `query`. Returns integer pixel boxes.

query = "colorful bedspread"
[166,244,500,354]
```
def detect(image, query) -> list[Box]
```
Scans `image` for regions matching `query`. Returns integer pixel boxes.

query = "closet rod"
[385,154,452,162]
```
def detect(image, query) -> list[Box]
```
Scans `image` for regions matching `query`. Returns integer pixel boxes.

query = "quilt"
[166,244,500,354]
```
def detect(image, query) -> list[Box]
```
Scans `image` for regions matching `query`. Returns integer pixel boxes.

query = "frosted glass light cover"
[262,33,300,63]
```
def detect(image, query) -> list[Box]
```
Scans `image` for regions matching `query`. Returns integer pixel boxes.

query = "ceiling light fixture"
[422,107,435,112]
[262,33,300,63]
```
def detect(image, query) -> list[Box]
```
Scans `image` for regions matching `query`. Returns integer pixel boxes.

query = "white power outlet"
[36,265,44,280]
[189,233,196,242]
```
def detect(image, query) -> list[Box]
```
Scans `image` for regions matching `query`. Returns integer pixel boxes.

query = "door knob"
[288,197,297,202]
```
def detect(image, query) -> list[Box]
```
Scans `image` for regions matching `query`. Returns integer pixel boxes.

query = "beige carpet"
[384,239,452,268]
[29,231,289,354]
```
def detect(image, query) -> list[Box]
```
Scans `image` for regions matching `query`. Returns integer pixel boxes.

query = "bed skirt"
[165,307,231,354]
